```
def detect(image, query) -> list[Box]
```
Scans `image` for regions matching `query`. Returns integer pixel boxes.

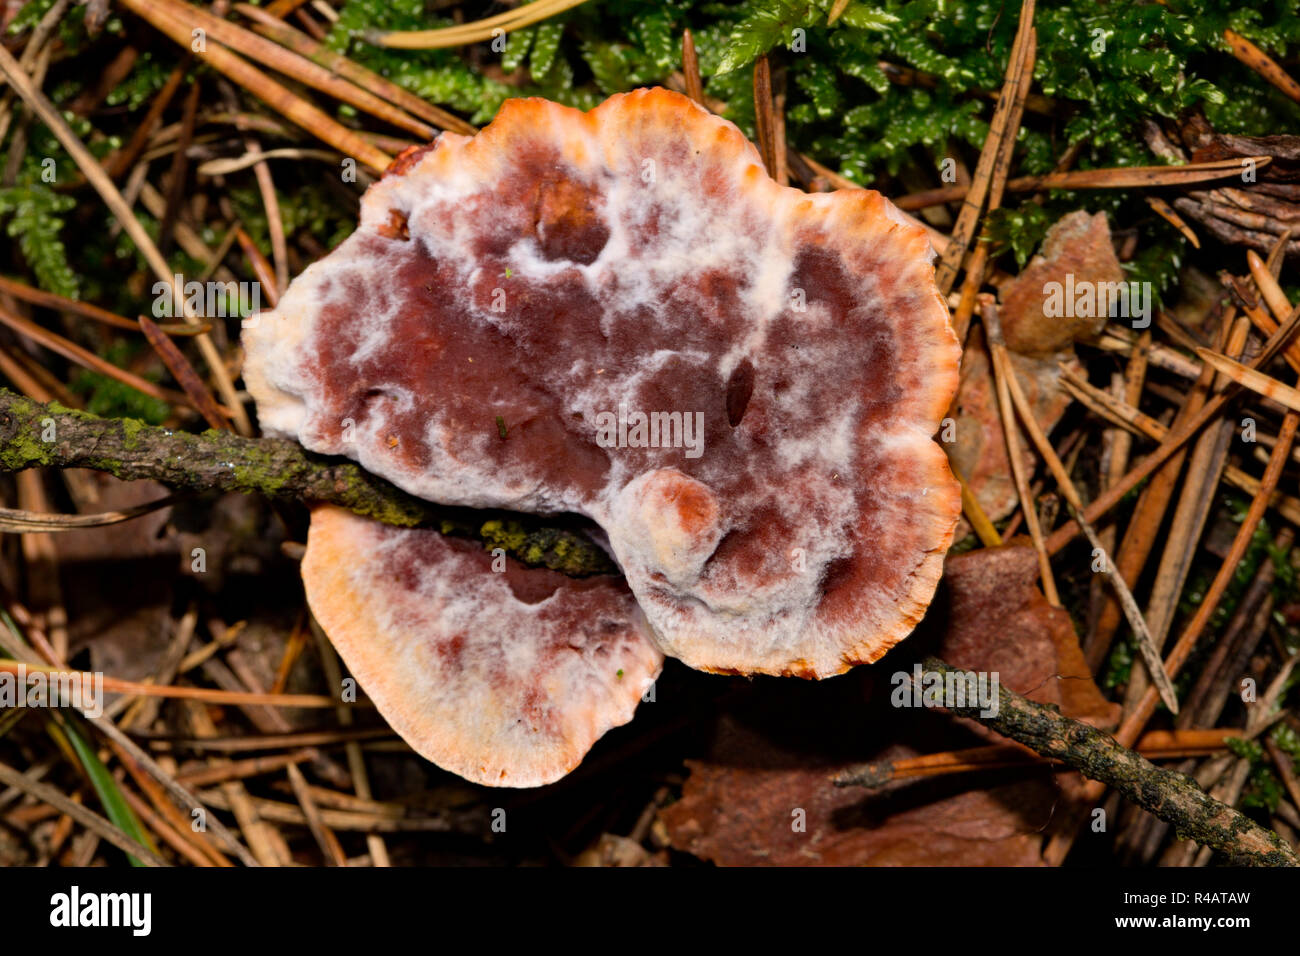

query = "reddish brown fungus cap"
[246,88,961,679]
[302,506,661,787]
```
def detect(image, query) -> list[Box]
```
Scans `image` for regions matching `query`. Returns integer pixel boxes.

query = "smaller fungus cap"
[302,506,662,787]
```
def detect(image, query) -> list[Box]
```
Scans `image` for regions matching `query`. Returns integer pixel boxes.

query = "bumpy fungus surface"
[304,505,661,787]
[246,87,960,679]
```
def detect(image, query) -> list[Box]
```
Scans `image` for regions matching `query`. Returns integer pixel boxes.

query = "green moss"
[479,518,530,555]
[223,440,286,496]
[349,488,424,527]
[476,517,613,576]
[115,416,148,450]
[0,425,54,469]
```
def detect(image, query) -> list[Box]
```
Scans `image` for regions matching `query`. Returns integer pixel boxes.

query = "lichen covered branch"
[917,657,1298,867]
[0,388,614,576]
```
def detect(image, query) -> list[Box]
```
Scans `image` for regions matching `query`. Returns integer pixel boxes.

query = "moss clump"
[477,517,614,576]
[0,425,55,470]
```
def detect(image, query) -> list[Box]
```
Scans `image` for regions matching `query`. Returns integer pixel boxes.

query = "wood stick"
[920,658,1296,866]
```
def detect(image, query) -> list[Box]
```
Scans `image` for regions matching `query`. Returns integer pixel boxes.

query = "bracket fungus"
[303,506,661,787]
[245,88,960,784]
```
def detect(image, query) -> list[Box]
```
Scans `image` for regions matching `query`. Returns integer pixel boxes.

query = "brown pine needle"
[154,727,394,754]
[1046,302,1300,554]
[139,315,230,431]
[681,29,704,106]
[835,729,1241,787]
[991,321,1178,711]
[753,55,780,182]
[1247,249,1295,323]
[371,0,592,50]
[980,296,1059,604]
[198,148,336,178]
[112,734,236,867]
[1196,347,1300,414]
[102,61,187,179]
[158,79,201,256]
[1069,499,1177,713]
[1225,28,1300,104]
[897,156,1272,211]
[1266,228,1294,277]
[1059,366,1300,525]
[1134,318,1244,694]
[985,30,1036,216]
[1236,287,1300,373]
[1087,328,1202,380]
[0,345,57,402]
[1047,359,1300,864]
[288,763,347,865]
[0,40,253,434]
[195,788,456,832]
[1154,309,1208,354]
[155,0,438,141]
[0,275,139,332]
[1265,736,1300,817]
[1058,365,1166,437]
[235,227,280,309]
[308,616,391,867]
[950,241,990,342]
[1146,195,1200,248]
[118,0,391,173]
[118,787,217,867]
[0,659,345,709]
[0,302,190,409]
[1088,314,1227,673]
[934,0,1035,293]
[0,495,183,532]
[174,750,317,788]
[240,130,290,298]
[235,3,475,136]
[265,0,312,18]
[0,758,170,866]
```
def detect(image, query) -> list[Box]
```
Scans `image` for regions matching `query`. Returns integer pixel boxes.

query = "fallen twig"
[0,389,614,575]
[918,657,1297,866]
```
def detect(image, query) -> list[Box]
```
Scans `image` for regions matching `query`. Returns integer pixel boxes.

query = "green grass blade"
[53,714,160,867]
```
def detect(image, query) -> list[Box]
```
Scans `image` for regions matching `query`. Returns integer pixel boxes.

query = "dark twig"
[918,657,1298,866]
[0,389,614,575]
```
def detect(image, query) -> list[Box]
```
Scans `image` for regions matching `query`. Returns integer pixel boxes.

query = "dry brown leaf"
[660,759,1052,866]
[658,545,1114,866]
[949,334,1076,526]
[997,210,1125,355]
[933,544,1118,728]
[951,210,1124,526]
